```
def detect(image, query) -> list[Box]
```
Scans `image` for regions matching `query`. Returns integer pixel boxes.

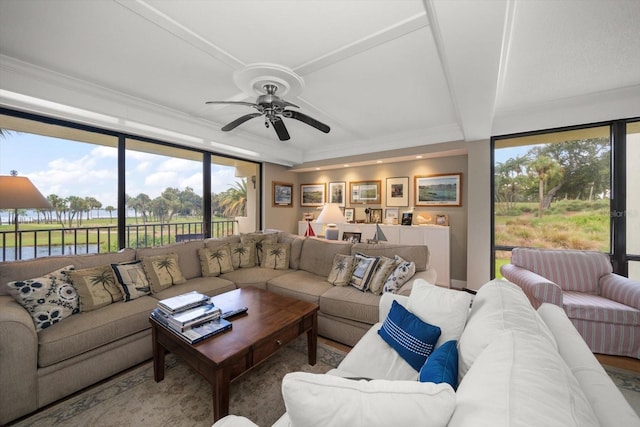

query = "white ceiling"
[1,0,639,168]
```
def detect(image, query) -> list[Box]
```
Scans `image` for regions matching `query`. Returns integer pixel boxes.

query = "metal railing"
[0,220,238,262]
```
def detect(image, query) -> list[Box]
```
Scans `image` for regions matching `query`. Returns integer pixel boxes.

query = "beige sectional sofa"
[0,232,434,424]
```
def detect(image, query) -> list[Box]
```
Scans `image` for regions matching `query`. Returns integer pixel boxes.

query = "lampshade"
[0,176,52,209]
[315,203,346,226]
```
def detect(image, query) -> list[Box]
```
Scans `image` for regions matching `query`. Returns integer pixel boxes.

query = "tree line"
[495,138,610,217]
[2,180,247,227]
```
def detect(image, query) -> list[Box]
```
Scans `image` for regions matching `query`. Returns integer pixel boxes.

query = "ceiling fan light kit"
[206,64,330,141]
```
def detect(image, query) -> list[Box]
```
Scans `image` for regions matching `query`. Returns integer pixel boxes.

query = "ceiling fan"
[206,83,330,141]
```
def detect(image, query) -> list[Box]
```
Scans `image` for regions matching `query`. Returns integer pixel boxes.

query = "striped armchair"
[501,248,640,359]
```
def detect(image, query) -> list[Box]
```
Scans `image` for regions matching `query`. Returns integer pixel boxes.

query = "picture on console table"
[401,212,413,225]
[369,208,383,224]
[343,207,355,223]
[342,232,362,243]
[415,173,462,207]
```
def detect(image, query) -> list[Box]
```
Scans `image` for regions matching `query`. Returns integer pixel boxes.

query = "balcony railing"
[0,220,238,262]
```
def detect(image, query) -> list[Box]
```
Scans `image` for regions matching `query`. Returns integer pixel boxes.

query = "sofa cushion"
[368,256,397,295]
[457,279,557,381]
[299,238,352,277]
[563,291,640,326]
[260,242,290,270]
[319,285,381,325]
[6,265,79,331]
[407,280,471,347]
[449,330,599,427]
[37,295,158,367]
[111,260,151,301]
[382,256,415,293]
[220,267,291,288]
[510,247,612,294]
[419,340,458,390]
[240,233,279,266]
[140,253,187,293]
[282,372,455,427]
[327,254,355,286]
[277,233,304,270]
[149,277,236,300]
[136,241,204,280]
[68,265,123,311]
[349,252,380,291]
[351,243,429,272]
[228,243,256,269]
[267,270,332,305]
[378,300,441,371]
[198,246,234,276]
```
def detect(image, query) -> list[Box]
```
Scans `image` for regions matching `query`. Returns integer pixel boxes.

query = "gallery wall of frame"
[273,171,462,226]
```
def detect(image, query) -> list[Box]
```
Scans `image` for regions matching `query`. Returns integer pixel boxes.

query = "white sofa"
[214,279,640,427]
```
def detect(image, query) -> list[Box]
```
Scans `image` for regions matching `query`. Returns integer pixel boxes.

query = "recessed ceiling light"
[376,160,383,164]
[416,155,423,159]
[315,167,321,171]
[344,164,349,167]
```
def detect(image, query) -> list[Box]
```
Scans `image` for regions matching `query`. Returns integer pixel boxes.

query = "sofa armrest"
[0,296,39,425]
[600,273,640,310]
[397,268,437,296]
[500,264,563,309]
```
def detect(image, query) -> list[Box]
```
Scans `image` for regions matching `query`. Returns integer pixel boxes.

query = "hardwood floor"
[320,337,640,374]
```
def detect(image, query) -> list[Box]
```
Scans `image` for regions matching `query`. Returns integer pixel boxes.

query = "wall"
[265,152,469,285]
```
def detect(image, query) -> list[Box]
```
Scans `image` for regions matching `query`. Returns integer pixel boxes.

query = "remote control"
[221,307,248,319]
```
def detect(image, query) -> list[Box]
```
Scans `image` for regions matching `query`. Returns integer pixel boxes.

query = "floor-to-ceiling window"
[0,108,261,260]
[626,120,640,280]
[492,118,638,279]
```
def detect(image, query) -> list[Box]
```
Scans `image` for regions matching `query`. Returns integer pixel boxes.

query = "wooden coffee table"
[149,287,318,422]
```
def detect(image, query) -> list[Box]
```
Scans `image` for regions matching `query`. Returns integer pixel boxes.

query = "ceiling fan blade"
[271,118,291,141]
[205,101,258,108]
[221,113,263,131]
[284,111,330,133]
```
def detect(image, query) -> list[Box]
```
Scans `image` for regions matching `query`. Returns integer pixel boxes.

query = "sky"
[0,131,242,209]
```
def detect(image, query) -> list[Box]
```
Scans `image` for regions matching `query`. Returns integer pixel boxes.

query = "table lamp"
[315,203,346,240]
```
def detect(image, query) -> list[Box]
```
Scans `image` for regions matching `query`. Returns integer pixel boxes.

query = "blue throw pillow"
[377,300,441,371]
[419,340,459,390]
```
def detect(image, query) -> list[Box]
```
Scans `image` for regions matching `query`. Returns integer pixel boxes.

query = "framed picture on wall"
[386,177,409,207]
[328,181,346,206]
[414,173,462,207]
[272,181,293,207]
[350,180,381,204]
[300,183,326,207]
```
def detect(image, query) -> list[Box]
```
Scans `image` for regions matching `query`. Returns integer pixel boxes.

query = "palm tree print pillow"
[68,265,122,311]
[260,243,291,270]
[327,254,355,286]
[229,243,256,269]
[141,253,187,293]
[198,246,234,277]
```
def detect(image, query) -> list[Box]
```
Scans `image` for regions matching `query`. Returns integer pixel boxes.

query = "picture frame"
[401,211,413,226]
[414,173,462,207]
[343,207,355,223]
[369,208,383,224]
[342,231,362,243]
[300,183,326,207]
[385,208,399,221]
[272,181,293,207]
[328,181,346,207]
[386,176,409,207]
[302,212,315,221]
[435,214,449,226]
[350,180,381,204]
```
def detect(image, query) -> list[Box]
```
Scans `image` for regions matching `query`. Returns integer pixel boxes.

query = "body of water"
[2,244,101,262]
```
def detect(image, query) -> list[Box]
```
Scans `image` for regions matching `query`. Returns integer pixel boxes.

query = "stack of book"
[151,291,231,344]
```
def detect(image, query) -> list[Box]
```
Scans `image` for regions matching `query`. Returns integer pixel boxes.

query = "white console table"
[297,221,450,288]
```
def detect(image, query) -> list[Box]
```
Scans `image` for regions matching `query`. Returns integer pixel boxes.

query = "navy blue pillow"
[377,300,441,371]
[419,340,459,390]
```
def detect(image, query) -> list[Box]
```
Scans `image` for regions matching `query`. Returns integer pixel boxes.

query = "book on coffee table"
[167,303,222,332]
[150,308,232,344]
[157,291,210,314]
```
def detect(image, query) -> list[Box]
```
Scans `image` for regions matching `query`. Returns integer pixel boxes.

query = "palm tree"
[155,257,177,284]
[219,179,247,218]
[233,245,248,266]
[89,269,118,302]
[209,249,226,272]
[268,246,284,268]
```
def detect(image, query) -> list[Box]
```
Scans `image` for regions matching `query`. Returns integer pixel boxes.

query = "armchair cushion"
[563,291,640,326]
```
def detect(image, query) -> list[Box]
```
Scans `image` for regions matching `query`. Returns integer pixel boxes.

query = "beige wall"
[264,149,472,284]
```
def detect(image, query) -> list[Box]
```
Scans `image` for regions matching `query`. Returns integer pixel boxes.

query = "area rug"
[10,335,346,427]
[603,365,640,415]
